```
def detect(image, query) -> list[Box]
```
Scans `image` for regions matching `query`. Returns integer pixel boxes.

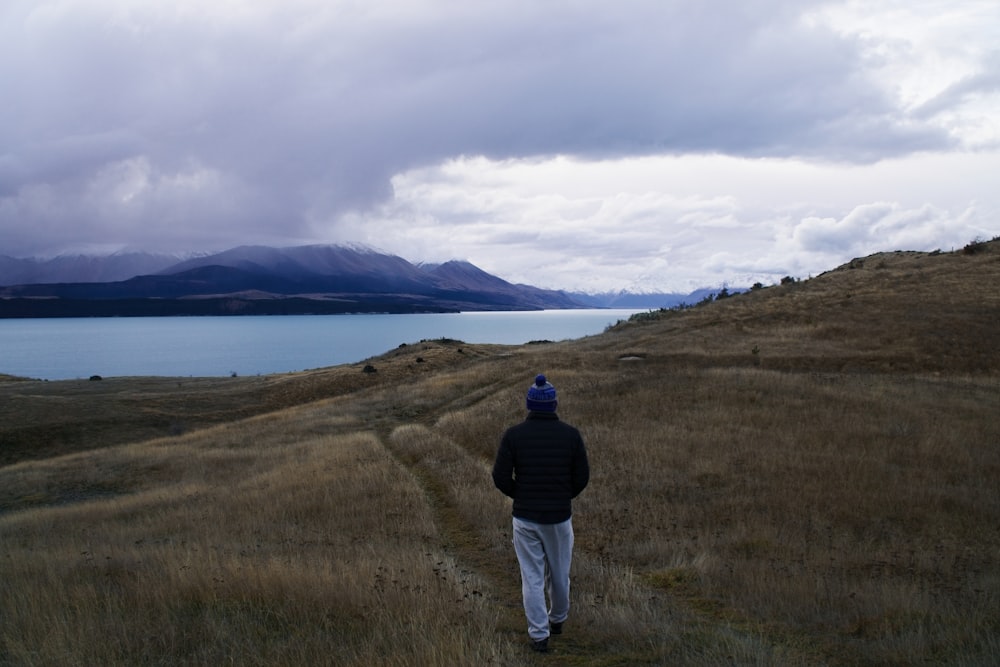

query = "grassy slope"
[1,241,998,665]
[0,339,510,467]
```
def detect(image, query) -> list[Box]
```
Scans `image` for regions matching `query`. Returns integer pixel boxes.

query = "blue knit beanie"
[526,374,558,412]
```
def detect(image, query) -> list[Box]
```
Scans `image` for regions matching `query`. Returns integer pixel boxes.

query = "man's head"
[526,374,558,412]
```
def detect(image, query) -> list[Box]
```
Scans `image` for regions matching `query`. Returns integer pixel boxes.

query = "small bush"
[963,237,988,255]
[627,310,665,324]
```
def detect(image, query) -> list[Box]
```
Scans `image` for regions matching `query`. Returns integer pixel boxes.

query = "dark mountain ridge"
[0,245,583,317]
[0,246,740,310]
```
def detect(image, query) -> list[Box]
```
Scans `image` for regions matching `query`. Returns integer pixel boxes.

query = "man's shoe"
[549,621,563,635]
[531,638,549,652]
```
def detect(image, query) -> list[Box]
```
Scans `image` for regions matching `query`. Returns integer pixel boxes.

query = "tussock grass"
[2,425,518,666]
[2,241,999,664]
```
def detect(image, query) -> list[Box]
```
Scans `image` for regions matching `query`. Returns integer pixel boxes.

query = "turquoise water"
[0,310,642,380]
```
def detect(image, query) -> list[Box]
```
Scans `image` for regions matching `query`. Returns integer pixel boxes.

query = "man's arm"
[492,437,516,498]
[571,435,590,498]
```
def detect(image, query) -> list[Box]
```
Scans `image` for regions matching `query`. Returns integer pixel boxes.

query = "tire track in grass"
[370,372,684,664]
[379,420,706,665]
[378,423,534,656]
[368,380,844,666]
[307,361,835,663]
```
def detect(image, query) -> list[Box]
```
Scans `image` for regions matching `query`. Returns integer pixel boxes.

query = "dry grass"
[1,415,516,665]
[0,339,505,467]
[2,241,999,665]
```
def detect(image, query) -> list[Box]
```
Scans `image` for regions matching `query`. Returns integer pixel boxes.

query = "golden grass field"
[2,239,998,665]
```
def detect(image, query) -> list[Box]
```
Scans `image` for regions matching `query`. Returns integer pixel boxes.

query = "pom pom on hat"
[526,374,558,412]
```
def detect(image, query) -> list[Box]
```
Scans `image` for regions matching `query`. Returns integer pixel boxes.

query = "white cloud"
[810,0,1000,149]
[345,152,998,291]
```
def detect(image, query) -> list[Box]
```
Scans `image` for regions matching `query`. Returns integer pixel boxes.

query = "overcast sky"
[2,0,998,292]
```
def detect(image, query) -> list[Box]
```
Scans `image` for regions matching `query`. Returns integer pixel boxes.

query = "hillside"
[603,241,1000,375]
[1,240,998,665]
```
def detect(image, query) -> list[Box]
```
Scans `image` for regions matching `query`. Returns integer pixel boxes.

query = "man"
[492,374,590,653]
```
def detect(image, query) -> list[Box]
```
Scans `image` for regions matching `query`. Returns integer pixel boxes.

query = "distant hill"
[0,251,182,285]
[0,244,583,317]
[567,287,723,309]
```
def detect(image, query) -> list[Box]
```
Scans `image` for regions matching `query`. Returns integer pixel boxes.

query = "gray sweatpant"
[512,516,574,640]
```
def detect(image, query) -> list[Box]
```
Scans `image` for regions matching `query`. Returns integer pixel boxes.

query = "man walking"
[492,374,590,653]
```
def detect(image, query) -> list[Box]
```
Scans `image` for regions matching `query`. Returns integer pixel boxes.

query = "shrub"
[963,237,988,255]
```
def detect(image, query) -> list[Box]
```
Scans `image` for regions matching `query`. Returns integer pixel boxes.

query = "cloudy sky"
[2,0,998,292]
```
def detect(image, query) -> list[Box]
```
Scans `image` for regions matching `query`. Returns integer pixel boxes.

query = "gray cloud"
[0,0,997,289]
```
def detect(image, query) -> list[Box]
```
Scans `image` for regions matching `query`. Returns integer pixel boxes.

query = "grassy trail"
[368,373,837,665]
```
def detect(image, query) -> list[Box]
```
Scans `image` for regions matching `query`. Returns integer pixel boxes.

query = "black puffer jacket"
[492,412,590,524]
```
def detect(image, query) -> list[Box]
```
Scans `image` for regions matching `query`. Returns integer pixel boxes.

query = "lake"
[0,309,644,380]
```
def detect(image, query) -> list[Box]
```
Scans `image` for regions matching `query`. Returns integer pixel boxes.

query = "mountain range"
[0,245,591,317]
[0,244,713,317]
